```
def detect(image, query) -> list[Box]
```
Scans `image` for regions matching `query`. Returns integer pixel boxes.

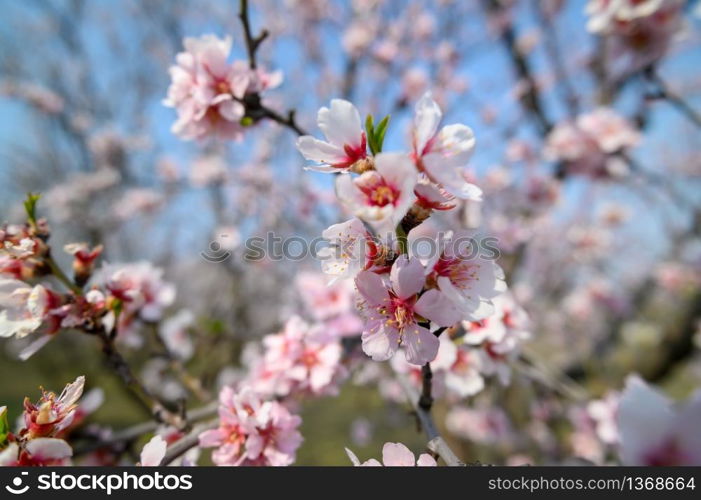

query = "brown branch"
[73,401,218,455]
[96,328,186,430]
[396,373,464,466]
[483,0,552,135]
[235,1,308,137]
[645,69,701,129]
[160,420,218,466]
[418,363,433,410]
[238,0,268,70]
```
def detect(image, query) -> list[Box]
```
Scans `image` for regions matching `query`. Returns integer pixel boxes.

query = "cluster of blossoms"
[198,386,302,466]
[1,204,179,359]
[0,376,85,466]
[164,34,283,141]
[586,0,686,67]
[297,93,513,367]
[244,315,347,398]
[92,261,177,346]
[0,218,106,359]
[545,108,640,178]
[199,272,360,466]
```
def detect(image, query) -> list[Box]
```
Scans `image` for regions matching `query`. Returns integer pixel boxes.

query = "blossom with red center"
[64,243,103,285]
[336,152,417,232]
[414,181,457,211]
[317,218,396,283]
[296,99,369,172]
[22,376,85,439]
[355,255,462,365]
[411,93,482,200]
[199,386,303,466]
[425,232,506,322]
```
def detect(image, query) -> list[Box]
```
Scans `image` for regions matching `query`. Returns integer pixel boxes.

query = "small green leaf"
[23,192,41,225]
[240,116,254,127]
[365,114,379,155]
[365,114,374,136]
[395,223,408,255]
[374,115,391,153]
[0,406,9,448]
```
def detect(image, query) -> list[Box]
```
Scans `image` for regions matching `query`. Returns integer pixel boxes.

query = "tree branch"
[160,420,218,466]
[238,0,268,70]
[645,69,701,129]
[96,328,186,429]
[396,374,464,466]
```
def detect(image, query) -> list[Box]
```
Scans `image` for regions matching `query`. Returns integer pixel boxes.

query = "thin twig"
[160,420,218,466]
[236,0,308,137]
[418,363,433,410]
[73,401,218,455]
[97,328,186,429]
[483,0,552,135]
[44,252,83,295]
[646,69,701,129]
[238,0,268,70]
[395,374,464,466]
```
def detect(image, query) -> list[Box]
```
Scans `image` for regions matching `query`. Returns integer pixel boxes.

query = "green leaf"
[365,114,380,155]
[374,115,391,153]
[0,406,9,448]
[395,223,408,255]
[23,192,41,225]
[240,116,254,127]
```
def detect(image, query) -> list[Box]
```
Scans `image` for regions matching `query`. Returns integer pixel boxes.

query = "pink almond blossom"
[355,255,462,365]
[411,93,482,200]
[199,386,303,466]
[424,232,506,322]
[164,34,281,141]
[318,218,395,283]
[250,316,346,397]
[336,152,417,232]
[296,99,368,172]
[22,376,85,439]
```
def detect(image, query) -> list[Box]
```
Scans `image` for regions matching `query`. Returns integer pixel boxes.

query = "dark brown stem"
[645,69,701,129]
[483,0,552,135]
[418,363,433,410]
[160,420,218,465]
[97,329,185,429]
[238,0,268,70]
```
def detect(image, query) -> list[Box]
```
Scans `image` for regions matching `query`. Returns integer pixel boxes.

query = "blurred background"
[1,0,700,465]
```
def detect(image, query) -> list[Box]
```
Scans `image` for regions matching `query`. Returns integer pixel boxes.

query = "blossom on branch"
[355,255,461,365]
[296,99,369,172]
[164,34,282,141]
